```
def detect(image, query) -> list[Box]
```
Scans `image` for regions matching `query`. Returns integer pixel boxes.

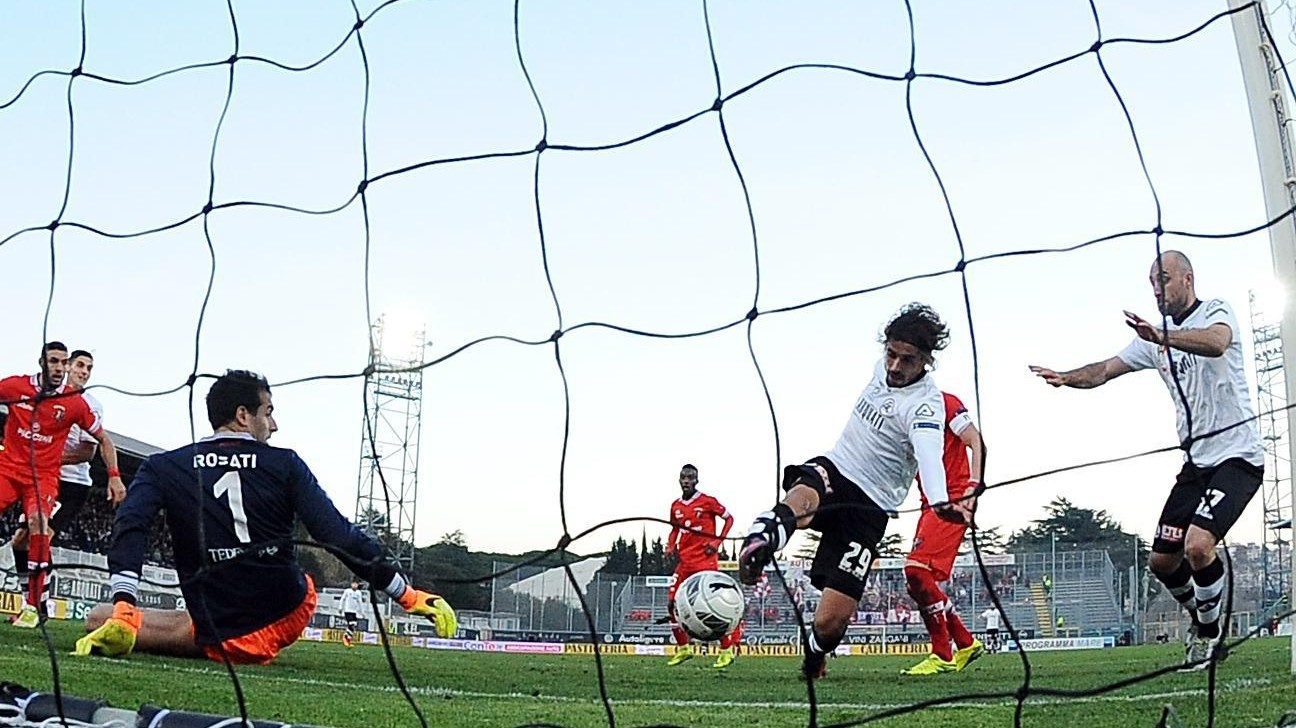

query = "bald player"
[1030,250,1263,670]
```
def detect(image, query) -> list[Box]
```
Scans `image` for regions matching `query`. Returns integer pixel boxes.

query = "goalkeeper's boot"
[666,645,694,666]
[343,633,353,648]
[712,647,735,670]
[10,605,40,629]
[953,638,985,671]
[900,653,957,676]
[73,602,141,657]
[800,651,827,681]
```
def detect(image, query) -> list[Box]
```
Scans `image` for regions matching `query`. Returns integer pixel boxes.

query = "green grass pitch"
[1,622,1294,727]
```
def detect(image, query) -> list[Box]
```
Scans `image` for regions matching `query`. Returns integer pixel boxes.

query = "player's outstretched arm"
[1125,310,1232,357]
[913,411,971,525]
[396,586,457,638]
[1029,356,1131,389]
[288,453,457,637]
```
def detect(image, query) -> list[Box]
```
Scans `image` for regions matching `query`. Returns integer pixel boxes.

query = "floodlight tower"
[355,314,425,574]
[1252,291,1291,610]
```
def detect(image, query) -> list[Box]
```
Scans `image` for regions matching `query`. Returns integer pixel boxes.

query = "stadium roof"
[0,404,165,462]
[106,429,164,459]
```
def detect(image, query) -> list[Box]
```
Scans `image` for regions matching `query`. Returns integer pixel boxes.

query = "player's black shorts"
[783,456,888,601]
[344,611,359,627]
[1152,458,1263,554]
[49,481,91,534]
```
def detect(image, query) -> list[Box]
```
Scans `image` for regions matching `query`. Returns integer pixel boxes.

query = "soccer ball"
[674,570,744,641]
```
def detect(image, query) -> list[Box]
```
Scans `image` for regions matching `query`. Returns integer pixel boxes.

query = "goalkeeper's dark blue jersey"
[107,432,396,645]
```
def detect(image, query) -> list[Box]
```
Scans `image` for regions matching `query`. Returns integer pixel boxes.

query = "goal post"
[1228,0,1296,675]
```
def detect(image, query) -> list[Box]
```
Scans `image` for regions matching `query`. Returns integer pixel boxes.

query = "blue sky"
[0,0,1288,557]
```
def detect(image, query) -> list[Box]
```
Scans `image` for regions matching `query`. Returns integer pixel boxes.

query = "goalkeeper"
[75,369,455,665]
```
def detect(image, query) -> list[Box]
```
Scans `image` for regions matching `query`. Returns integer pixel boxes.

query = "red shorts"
[907,507,968,582]
[201,575,318,665]
[0,469,59,521]
[668,558,720,605]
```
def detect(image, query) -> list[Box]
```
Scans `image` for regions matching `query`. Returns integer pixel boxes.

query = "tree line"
[296,497,1152,615]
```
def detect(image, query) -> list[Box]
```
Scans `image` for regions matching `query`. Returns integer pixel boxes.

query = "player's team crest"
[879,398,896,416]
[52,405,66,422]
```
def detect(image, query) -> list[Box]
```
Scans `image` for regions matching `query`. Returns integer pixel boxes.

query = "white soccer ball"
[674,570,745,641]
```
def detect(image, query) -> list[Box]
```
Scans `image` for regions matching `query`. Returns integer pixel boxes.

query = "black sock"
[771,503,796,546]
[1193,557,1226,640]
[807,625,843,656]
[1156,559,1199,626]
[13,548,28,579]
[749,503,798,552]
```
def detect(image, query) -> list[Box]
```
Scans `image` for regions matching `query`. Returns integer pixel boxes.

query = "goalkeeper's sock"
[1192,557,1225,640]
[26,533,50,611]
[946,604,974,650]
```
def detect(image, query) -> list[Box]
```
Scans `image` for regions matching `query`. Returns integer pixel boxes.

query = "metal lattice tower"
[1251,290,1291,609]
[355,315,425,574]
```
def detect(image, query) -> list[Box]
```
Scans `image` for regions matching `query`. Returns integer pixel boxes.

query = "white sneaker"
[1179,635,1219,672]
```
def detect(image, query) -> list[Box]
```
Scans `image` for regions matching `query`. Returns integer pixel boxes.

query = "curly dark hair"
[882,303,950,358]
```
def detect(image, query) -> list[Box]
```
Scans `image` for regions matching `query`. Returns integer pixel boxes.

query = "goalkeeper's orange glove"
[397,587,457,638]
[73,601,142,657]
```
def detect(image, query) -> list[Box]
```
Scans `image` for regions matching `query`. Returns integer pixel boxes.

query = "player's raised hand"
[398,587,457,638]
[1028,365,1066,387]
[1124,310,1164,345]
[73,601,141,658]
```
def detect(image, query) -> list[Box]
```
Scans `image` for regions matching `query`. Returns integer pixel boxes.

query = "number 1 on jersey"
[213,471,251,543]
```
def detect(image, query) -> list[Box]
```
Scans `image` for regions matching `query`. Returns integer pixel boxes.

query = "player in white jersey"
[1030,251,1262,670]
[738,304,972,680]
[339,579,366,648]
[979,607,1002,652]
[7,350,125,615]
